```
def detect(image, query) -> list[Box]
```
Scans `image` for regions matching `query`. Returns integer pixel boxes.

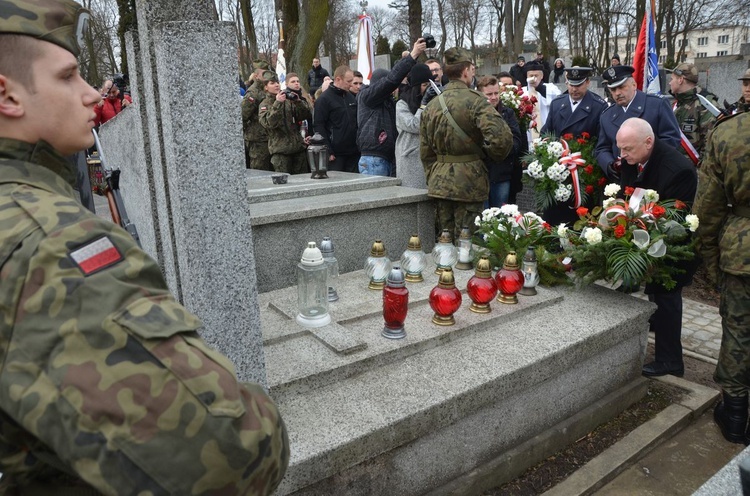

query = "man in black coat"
[313,66,359,172]
[617,118,698,377]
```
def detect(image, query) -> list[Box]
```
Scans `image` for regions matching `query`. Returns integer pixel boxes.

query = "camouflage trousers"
[434,199,483,242]
[714,273,750,396]
[272,152,308,175]
[247,140,272,171]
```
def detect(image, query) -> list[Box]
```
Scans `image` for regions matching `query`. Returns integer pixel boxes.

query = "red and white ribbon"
[559,139,586,208]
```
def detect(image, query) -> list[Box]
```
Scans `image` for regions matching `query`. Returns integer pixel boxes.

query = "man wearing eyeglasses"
[94,79,132,126]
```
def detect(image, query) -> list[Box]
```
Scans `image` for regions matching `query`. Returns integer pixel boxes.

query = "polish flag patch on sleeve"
[69,236,123,275]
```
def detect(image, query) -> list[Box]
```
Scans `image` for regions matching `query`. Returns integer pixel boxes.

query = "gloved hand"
[421,84,440,107]
[607,158,622,182]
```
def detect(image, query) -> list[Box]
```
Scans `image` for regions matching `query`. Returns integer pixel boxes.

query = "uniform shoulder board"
[591,93,606,104]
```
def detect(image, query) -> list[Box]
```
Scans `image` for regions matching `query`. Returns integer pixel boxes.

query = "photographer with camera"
[94,78,131,126]
[259,71,313,174]
[355,36,428,176]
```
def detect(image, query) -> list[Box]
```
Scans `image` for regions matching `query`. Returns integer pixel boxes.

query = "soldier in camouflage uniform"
[693,110,750,445]
[0,1,289,493]
[419,47,512,241]
[726,68,750,115]
[666,63,718,166]
[259,72,312,174]
[242,61,272,170]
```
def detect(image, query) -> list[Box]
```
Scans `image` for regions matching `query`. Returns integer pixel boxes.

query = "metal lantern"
[365,239,393,290]
[382,265,409,339]
[306,132,329,179]
[495,251,524,304]
[431,229,458,275]
[519,246,540,296]
[455,226,474,270]
[320,236,339,302]
[296,242,331,327]
[400,234,428,283]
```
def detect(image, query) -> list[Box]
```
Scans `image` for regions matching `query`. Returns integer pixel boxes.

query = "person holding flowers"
[616,118,697,378]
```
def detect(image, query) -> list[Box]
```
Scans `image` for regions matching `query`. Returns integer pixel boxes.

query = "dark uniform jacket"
[241,79,268,143]
[259,91,313,155]
[313,84,359,157]
[541,90,607,139]
[0,138,289,494]
[595,90,681,173]
[486,104,522,183]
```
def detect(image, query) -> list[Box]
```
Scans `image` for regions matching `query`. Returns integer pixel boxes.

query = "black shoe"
[715,392,749,445]
[642,360,684,377]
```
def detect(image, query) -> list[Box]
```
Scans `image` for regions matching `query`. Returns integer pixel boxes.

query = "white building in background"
[612,24,750,65]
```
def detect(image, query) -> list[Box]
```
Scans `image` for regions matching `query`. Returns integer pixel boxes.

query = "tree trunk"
[408,0,422,45]
[289,0,329,76]
[115,0,136,74]
[239,0,256,61]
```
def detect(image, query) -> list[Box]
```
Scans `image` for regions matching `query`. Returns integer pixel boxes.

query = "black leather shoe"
[642,360,684,377]
[715,392,749,445]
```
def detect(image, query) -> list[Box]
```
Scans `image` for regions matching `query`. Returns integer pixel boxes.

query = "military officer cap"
[666,63,699,84]
[564,66,593,86]
[261,70,279,83]
[602,65,635,88]
[0,0,90,57]
[444,47,474,65]
[253,59,271,71]
[738,68,750,81]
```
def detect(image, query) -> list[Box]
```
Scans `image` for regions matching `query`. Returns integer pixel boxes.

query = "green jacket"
[419,80,512,202]
[0,138,288,495]
[258,92,312,155]
[242,79,268,143]
[693,112,750,283]
[671,87,717,164]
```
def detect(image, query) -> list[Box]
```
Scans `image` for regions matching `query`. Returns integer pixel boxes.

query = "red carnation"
[614,225,626,238]
[585,185,595,194]
[584,165,594,175]
[675,200,686,210]
[624,186,635,196]
[577,138,586,144]
[652,205,666,218]
[563,133,574,141]
[543,222,552,232]
[598,177,607,186]
[582,132,590,139]
[576,207,589,217]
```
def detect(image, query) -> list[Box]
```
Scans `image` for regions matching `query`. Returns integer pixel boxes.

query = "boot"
[714,391,749,445]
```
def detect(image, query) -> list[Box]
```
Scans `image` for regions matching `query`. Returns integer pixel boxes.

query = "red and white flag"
[356,13,375,84]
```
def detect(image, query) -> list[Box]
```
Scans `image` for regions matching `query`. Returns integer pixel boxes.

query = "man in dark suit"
[541,67,607,139]
[617,118,698,377]
[596,65,681,181]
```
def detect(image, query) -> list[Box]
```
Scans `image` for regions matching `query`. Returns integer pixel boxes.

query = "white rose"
[557,224,568,237]
[584,227,603,245]
[500,204,520,217]
[604,183,621,197]
[685,214,699,232]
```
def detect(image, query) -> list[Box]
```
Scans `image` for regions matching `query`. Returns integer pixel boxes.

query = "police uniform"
[258,71,312,174]
[242,61,273,171]
[666,63,718,166]
[693,110,750,444]
[0,1,289,493]
[419,47,512,241]
[595,65,682,178]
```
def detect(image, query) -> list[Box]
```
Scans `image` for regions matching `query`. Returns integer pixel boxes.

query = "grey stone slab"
[706,60,750,109]
[246,171,399,204]
[694,444,750,496]
[308,322,367,355]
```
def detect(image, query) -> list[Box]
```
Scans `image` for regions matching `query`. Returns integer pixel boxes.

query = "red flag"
[632,14,648,91]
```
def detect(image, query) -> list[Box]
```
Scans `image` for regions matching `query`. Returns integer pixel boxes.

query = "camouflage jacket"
[258,92,312,155]
[419,80,512,202]
[729,96,750,115]
[242,80,268,143]
[671,88,717,164]
[0,139,289,495]
[693,112,750,284]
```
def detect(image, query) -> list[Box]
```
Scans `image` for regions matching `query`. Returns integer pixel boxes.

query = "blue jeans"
[358,155,392,176]
[486,181,511,208]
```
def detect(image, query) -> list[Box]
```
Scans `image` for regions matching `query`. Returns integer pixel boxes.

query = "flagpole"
[356,1,374,84]
[276,9,287,89]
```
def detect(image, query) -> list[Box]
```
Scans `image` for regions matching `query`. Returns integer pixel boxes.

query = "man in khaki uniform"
[0,1,289,493]
[242,60,272,170]
[419,47,512,240]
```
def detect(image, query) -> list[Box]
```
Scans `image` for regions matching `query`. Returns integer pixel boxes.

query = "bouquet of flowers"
[555,184,699,290]
[498,83,537,132]
[473,204,571,286]
[523,133,606,211]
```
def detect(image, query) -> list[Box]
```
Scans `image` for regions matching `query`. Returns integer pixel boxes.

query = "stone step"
[263,277,655,494]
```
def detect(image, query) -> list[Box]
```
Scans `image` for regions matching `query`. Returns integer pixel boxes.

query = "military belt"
[436,154,481,163]
[732,205,750,219]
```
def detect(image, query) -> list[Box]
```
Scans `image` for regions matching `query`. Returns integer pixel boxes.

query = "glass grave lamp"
[320,236,339,302]
[306,132,329,179]
[365,239,392,290]
[431,229,458,275]
[455,226,474,270]
[495,251,524,304]
[296,242,331,327]
[400,234,428,283]
[466,256,498,313]
[519,246,540,296]
[429,267,462,326]
[382,265,409,339]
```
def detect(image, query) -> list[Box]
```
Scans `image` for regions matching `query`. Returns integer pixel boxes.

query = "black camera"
[282,88,299,101]
[423,33,436,49]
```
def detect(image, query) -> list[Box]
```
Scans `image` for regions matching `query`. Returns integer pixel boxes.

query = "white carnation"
[557,224,568,237]
[604,183,621,197]
[500,204,520,217]
[547,141,565,158]
[644,189,660,202]
[584,227,603,245]
[685,214,699,232]
[603,198,616,208]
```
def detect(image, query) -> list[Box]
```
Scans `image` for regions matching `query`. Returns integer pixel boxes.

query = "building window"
[659,54,667,63]
[681,54,687,62]
[697,52,707,58]
[660,40,667,49]
[679,39,688,48]
[718,35,729,44]
[717,50,728,56]
[697,37,708,46]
